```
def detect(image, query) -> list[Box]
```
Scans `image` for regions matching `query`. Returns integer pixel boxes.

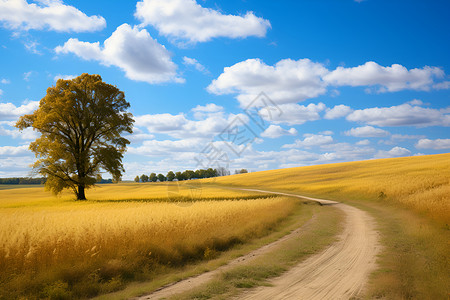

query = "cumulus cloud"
[55,24,181,84]
[283,134,333,149]
[1,78,11,84]
[259,103,326,126]
[191,103,223,113]
[261,125,297,139]
[323,61,445,92]
[208,59,449,113]
[416,138,450,150]
[135,0,270,44]
[208,58,329,107]
[135,110,249,140]
[356,139,370,145]
[0,121,38,140]
[0,101,39,120]
[128,138,203,156]
[346,103,450,127]
[0,144,30,156]
[374,146,411,158]
[324,104,353,119]
[344,126,390,137]
[0,0,105,32]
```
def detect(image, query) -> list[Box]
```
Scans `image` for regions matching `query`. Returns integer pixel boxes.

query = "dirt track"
[136,190,380,300]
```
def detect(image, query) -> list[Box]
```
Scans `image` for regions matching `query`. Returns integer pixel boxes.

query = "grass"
[347,200,450,299]
[0,184,297,299]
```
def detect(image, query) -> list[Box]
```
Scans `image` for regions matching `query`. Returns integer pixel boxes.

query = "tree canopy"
[16,73,134,200]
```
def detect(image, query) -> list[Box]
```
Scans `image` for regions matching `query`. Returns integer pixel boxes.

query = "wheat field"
[0,183,296,299]
[205,153,450,225]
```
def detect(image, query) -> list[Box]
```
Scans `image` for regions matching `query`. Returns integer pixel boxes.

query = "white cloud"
[261,125,297,139]
[283,134,333,148]
[356,139,370,145]
[0,89,3,96]
[324,61,445,92]
[374,146,411,158]
[191,103,223,119]
[128,138,203,156]
[0,121,38,140]
[135,113,188,132]
[208,59,449,112]
[135,110,249,140]
[23,71,33,81]
[0,0,105,32]
[344,126,390,137]
[416,139,450,150]
[1,78,10,84]
[183,56,208,73]
[324,104,353,119]
[191,103,223,113]
[53,74,76,81]
[207,58,329,107]
[0,144,30,156]
[346,103,450,127]
[433,81,450,90]
[55,24,182,84]
[260,103,326,126]
[320,130,334,135]
[135,0,271,44]
[0,101,39,120]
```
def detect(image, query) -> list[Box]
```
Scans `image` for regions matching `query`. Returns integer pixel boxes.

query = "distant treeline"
[135,167,230,183]
[0,177,114,185]
[0,177,46,185]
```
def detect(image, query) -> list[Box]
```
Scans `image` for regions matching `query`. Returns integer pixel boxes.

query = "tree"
[134,175,140,182]
[166,171,175,181]
[140,174,149,182]
[149,173,157,182]
[175,171,183,181]
[157,173,166,182]
[16,74,134,200]
[235,169,248,174]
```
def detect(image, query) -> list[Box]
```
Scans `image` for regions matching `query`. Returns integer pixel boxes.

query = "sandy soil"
[135,190,380,300]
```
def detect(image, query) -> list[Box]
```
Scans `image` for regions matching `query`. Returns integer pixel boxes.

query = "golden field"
[205,153,450,225]
[0,183,296,299]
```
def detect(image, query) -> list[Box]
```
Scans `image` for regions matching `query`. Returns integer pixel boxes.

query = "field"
[204,153,450,298]
[1,153,449,299]
[205,153,450,225]
[0,184,297,299]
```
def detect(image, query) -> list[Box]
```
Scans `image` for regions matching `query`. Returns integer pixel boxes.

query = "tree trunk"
[77,184,86,200]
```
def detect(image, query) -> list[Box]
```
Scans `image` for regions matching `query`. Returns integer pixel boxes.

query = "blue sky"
[0,0,449,179]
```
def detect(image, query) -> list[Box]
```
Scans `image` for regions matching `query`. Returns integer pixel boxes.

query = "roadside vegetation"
[204,153,450,299]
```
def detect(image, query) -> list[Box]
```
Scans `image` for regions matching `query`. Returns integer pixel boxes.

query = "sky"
[0,0,449,180]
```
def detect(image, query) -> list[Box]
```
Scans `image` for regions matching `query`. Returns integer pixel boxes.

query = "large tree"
[16,74,134,200]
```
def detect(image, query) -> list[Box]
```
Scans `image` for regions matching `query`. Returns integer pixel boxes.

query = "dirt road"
[136,190,380,300]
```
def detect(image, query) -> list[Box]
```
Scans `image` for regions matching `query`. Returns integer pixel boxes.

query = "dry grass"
[0,183,295,299]
[204,153,450,225]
